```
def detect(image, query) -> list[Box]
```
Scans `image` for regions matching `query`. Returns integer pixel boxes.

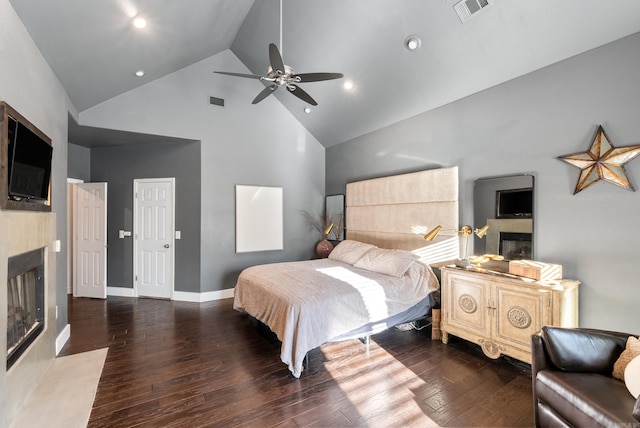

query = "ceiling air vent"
[209,96,225,107]
[453,0,490,23]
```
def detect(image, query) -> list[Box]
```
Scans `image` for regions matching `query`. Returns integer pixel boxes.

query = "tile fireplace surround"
[0,211,57,427]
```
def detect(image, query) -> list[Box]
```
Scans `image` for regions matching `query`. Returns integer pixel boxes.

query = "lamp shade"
[323,223,334,236]
[424,225,441,241]
[475,224,489,238]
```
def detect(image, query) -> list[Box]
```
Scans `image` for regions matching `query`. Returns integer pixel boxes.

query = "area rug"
[10,347,108,428]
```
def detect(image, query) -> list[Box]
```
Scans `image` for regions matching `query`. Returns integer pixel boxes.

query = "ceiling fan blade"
[295,72,344,83]
[287,85,318,106]
[268,43,285,75]
[252,85,278,104]
[214,71,263,79]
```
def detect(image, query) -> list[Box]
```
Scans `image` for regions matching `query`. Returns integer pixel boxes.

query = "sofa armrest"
[541,326,630,374]
[531,333,549,375]
[530,333,549,428]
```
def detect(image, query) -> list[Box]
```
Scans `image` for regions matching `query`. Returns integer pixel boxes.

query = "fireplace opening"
[499,232,532,260]
[7,248,45,370]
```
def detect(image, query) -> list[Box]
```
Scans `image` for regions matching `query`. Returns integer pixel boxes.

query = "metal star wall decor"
[558,125,640,194]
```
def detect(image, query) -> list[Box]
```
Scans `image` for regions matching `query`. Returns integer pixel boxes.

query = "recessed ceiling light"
[304,107,311,114]
[132,17,146,29]
[404,35,422,51]
[343,80,354,91]
[134,70,145,77]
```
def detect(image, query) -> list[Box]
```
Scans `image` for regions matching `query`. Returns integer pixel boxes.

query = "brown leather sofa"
[531,326,640,427]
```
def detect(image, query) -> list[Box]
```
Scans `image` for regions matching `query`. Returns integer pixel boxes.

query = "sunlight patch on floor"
[322,341,441,427]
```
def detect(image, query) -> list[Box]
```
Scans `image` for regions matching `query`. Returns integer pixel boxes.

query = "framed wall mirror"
[325,194,345,241]
[473,174,534,260]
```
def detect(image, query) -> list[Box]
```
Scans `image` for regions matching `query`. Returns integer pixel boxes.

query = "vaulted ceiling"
[10,0,640,147]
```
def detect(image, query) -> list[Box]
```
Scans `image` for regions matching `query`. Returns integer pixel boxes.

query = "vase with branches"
[299,209,337,257]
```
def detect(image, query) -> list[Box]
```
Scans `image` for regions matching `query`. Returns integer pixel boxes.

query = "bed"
[233,166,459,377]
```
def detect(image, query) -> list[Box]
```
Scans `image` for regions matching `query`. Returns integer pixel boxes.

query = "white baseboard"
[56,324,71,355]
[106,286,233,302]
[107,286,135,297]
[172,288,234,302]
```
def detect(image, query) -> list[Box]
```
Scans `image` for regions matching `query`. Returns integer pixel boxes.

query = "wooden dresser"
[440,266,579,364]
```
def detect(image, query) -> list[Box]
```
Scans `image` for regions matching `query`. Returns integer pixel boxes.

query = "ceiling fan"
[214,0,343,106]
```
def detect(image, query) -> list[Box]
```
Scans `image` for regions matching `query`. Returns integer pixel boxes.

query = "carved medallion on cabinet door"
[442,273,490,344]
[494,282,550,351]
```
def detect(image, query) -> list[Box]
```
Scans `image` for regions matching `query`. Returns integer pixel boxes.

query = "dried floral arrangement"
[299,209,343,240]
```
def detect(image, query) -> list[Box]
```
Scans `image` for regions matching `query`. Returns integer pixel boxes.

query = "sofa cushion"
[625,356,640,398]
[613,336,640,380]
[542,327,628,374]
[536,370,638,427]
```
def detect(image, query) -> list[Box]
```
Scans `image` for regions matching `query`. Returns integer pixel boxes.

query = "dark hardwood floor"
[59,296,534,427]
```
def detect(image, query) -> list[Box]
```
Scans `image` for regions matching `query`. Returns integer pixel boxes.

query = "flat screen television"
[496,188,532,218]
[7,115,53,202]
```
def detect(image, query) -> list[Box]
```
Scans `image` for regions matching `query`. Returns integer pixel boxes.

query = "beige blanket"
[233,258,439,377]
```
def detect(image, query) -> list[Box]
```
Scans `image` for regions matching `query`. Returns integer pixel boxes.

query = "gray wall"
[327,32,640,332]
[67,142,91,181]
[90,142,202,292]
[79,49,326,292]
[0,0,71,338]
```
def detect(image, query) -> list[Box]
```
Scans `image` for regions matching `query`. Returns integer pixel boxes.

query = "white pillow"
[328,240,376,265]
[353,247,419,277]
[625,355,640,398]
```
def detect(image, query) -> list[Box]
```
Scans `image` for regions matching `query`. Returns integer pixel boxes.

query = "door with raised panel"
[442,270,491,343]
[494,281,550,351]
[74,182,107,299]
[134,178,174,299]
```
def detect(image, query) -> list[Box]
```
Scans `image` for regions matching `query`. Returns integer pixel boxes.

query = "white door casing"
[74,182,107,299]
[67,178,83,294]
[134,178,175,299]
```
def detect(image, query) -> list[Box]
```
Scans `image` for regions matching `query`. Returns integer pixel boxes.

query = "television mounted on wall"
[7,115,53,202]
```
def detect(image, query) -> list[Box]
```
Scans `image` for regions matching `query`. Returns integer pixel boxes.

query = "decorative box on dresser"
[440,266,579,364]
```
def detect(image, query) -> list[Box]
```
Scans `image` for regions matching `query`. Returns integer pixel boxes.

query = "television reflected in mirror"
[474,174,534,260]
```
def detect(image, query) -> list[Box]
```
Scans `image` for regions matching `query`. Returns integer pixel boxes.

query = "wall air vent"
[453,0,490,23]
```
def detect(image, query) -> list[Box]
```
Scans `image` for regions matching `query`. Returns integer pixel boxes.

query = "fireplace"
[6,247,45,370]
[1,210,56,427]
[499,232,532,260]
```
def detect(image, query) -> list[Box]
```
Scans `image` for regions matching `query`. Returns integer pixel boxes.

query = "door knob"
[164,244,170,248]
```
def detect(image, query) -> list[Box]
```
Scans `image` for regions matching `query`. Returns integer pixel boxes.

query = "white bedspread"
[233,258,439,377]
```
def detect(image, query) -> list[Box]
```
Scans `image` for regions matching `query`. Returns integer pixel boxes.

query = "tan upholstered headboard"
[346,167,459,263]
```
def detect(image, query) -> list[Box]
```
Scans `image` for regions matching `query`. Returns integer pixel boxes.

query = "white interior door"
[134,178,175,299]
[74,182,107,299]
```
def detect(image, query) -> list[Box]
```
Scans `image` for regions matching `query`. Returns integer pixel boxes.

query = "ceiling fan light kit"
[214,0,343,106]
